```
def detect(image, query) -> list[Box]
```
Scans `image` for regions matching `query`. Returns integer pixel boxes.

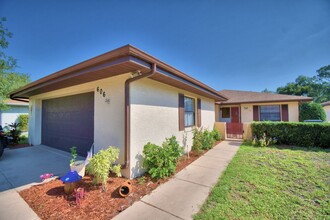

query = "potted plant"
[69,146,86,177]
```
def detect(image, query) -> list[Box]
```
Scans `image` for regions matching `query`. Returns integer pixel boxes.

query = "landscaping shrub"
[86,147,121,191]
[18,134,28,144]
[18,114,28,131]
[192,128,217,152]
[211,128,222,141]
[8,122,21,144]
[299,102,326,122]
[142,136,183,179]
[251,122,330,148]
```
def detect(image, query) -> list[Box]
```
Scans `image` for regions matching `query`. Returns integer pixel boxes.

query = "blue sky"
[1,0,330,92]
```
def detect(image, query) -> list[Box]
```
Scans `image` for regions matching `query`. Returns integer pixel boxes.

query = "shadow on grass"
[242,141,330,153]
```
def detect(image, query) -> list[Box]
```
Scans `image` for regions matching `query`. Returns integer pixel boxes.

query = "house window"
[184,96,195,127]
[260,105,281,121]
[221,107,230,118]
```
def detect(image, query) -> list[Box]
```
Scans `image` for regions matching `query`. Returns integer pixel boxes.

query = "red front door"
[231,107,239,123]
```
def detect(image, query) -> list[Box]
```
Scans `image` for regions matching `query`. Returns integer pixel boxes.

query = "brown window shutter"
[281,104,289,121]
[178,93,185,131]
[253,105,259,121]
[197,98,201,127]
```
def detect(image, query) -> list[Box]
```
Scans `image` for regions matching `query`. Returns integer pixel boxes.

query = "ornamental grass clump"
[142,136,183,180]
[86,147,121,192]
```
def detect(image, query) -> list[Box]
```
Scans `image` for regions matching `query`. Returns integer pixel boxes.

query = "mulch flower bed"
[19,142,220,220]
[8,143,30,149]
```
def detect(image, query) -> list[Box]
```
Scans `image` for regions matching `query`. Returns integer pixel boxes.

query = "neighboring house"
[0,99,29,129]
[216,90,312,123]
[10,45,227,178]
[321,101,330,122]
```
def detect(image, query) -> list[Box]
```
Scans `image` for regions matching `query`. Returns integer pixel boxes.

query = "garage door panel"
[42,92,94,156]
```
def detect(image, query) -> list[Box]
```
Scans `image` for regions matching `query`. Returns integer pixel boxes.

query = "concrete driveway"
[0,145,79,192]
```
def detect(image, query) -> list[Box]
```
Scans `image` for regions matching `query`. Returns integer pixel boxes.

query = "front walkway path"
[114,140,242,220]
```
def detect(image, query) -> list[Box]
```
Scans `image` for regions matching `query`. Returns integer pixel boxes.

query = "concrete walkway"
[114,140,241,220]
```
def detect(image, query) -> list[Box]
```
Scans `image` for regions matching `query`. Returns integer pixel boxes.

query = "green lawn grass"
[195,144,330,220]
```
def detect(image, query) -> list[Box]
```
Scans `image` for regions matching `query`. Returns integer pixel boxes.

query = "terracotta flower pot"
[70,160,85,177]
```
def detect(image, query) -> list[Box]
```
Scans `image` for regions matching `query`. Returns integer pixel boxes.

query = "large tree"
[0,17,30,110]
[276,65,330,103]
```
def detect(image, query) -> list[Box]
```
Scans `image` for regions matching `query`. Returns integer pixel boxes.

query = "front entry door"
[231,107,239,123]
[226,107,243,139]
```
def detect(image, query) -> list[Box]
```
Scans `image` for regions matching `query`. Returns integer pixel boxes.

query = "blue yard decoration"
[60,171,82,183]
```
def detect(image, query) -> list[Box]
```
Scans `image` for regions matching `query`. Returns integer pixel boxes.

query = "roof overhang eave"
[10,45,226,101]
[216,98,313,105]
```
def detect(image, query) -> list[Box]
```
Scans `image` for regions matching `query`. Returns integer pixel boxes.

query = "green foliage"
[18,134,28,144]
[137,176,146,185]
[251,122,330,148]
[142,136,183,179]
[70,146,77,165]
[299,102,326,121]
[261,88,274,93]
[211,128,221,141]
[276,65,330,103]
[0,17,30,110]
[192,128,217,152]
[86,147,121,191]
[316,65,330,83]
[252,133,277,147]
[195,145,330,219]
[8,122,21,144]
[18,114,28,131]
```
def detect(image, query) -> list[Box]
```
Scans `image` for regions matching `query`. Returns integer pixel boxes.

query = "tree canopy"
[276,65,330,103]
[299,102,326,122]
[0,17,30,110]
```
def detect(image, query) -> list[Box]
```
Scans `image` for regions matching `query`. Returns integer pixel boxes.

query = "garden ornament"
[60,171,82,194]
[75,187,85,206]
[40,173,54,182]
[119,180,132,197]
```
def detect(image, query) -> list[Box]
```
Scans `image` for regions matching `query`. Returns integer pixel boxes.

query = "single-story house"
[216,90,312,123]
[321,101,330,122]
[10,45,227,178]
[0,99,29,129]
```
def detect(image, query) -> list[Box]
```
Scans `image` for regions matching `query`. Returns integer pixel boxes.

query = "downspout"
[122,63,157,169]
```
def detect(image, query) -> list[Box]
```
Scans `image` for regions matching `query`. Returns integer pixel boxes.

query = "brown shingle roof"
[321,101,330,106]
[217,90,313,104]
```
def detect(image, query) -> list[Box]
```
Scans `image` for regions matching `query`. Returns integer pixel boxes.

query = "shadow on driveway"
[0,145,82,192]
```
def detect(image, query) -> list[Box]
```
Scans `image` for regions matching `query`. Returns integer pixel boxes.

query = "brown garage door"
[42,92,94,156]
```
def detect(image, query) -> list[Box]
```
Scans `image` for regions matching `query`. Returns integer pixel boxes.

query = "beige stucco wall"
[324,105,330,122]
[241,102,299,122]
[242,123,252,140]
[129,78,215,178]
[28,73,131,176]
[214,122,226,140]
[28,73,217,179]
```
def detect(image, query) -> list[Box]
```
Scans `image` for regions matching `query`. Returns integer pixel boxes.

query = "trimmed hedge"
[251,122,330,148]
